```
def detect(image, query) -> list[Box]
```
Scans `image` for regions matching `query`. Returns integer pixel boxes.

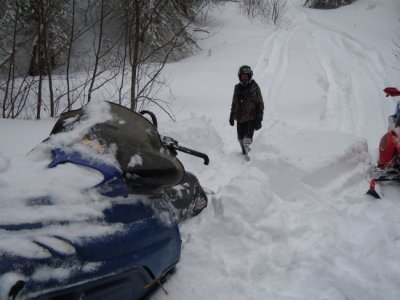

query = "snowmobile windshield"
[50,102,184,195]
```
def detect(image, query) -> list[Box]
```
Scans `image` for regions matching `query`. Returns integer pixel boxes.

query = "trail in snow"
[158,115,400,300]
[256,3,390,147]
[253,29,292,116]
[308,16,387,144]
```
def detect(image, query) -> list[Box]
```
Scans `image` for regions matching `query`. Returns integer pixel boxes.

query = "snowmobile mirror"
[162,136,178,147]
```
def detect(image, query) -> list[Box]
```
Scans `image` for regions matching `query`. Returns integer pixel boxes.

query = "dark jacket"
[230,80,264,123]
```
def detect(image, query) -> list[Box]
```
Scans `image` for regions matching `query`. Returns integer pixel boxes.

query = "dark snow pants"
[237,121,255,154]
[237,120,255,140]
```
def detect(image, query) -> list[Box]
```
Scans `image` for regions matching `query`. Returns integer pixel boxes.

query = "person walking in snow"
[229,65,264,158]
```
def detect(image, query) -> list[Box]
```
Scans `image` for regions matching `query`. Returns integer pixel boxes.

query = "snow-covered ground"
[1,0,400,299]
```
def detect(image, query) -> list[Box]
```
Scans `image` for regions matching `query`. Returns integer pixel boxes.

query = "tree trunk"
[119,8,129,105]
[88,0,105,103]
[2,1,19,118]
[66,0,76,111]
[37,71,43,119]
[36,20,43,120]
[130,0,141,112]
[40,0,55,117]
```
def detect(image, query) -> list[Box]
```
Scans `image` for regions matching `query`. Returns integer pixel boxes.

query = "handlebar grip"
[175,145,209,165]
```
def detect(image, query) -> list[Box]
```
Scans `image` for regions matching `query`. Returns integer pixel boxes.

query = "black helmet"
[238,65,253,85]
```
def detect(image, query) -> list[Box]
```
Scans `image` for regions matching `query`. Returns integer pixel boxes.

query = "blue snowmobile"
[0,102,209,299]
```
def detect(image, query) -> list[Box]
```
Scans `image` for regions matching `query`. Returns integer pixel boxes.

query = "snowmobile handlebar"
[138,110,209,165]
[174,145,210,165]
[162,136,209,165]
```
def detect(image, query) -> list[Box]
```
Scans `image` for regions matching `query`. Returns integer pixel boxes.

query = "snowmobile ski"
[366,167,400,199]
[366,179,381,199]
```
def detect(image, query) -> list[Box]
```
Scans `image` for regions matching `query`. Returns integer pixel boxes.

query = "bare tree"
[19,0,70,118]
[121,0,208,112]
[270,0,286,26]
[61,0,117,113]
[87,0,105,104]
[2,0,19,118]
[66,0,76,111]
[27,1,70,76]
[129,0,142,111]
[38,0,55,117]
[36,12,43,120]
[118,9,130,106]
[0,0,38,119]
[240,0,287,27]
[1,0,211,119]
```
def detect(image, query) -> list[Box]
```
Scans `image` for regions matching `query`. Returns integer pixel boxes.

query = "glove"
[254,119,262,130]
[229,113,234,126]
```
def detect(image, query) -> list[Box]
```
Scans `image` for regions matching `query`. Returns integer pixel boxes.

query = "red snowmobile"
[367,87,400,199]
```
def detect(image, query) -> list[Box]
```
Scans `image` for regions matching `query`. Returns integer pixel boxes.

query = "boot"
[239,139,246,155]
[242,137,252,155]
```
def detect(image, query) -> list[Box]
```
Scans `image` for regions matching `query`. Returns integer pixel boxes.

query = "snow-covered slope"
[0,0,400,299]
[155,1,400,299]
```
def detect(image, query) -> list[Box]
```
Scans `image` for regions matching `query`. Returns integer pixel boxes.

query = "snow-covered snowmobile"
[0,102,209,299]
[367,87,400,199]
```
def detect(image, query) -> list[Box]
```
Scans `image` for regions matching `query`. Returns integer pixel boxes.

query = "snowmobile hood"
[0,198,181,299]
[48,148,129,197]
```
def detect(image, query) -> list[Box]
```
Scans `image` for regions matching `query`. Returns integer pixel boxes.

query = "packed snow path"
[155,1,400,299]
[254,2,388,144]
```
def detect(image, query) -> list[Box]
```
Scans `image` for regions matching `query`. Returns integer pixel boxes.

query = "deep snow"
[1,0,400,299]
